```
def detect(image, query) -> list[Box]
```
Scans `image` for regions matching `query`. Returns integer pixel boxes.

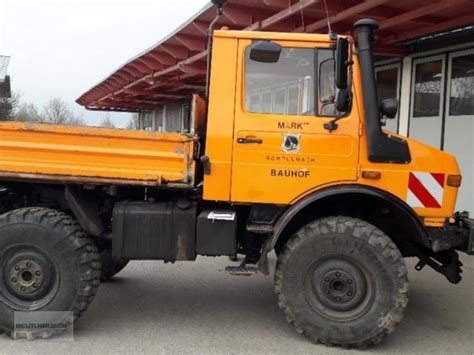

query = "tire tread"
[275,216,408,349]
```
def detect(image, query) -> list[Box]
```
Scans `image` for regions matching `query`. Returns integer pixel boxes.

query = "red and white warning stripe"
[407,172,445,208]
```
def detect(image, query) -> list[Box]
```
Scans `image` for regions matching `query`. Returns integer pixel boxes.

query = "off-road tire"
[99,248,129,281]
[275,216,408,349]
[0,208,101,339]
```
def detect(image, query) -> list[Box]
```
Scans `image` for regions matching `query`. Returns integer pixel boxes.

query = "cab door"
[230,39,360,204]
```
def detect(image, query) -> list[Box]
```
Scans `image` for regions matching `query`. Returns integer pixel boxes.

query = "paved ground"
[1,254,473,354]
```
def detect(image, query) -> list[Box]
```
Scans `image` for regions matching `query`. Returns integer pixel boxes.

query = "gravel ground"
[1,254,473,354]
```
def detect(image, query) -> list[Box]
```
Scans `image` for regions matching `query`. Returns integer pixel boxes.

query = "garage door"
[444,49,474,212]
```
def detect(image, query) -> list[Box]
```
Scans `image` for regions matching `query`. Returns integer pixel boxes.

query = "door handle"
[237,137,263,144]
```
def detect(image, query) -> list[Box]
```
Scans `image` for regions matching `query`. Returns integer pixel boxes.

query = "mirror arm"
[324,114,345,132]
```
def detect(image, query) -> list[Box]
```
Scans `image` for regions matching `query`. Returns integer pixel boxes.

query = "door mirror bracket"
[323,89,351,132]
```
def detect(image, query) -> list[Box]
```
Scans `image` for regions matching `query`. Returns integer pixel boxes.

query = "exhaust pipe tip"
[354,18,379,31]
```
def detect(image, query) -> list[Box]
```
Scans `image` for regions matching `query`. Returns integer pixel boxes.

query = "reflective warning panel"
[407,172,445,208]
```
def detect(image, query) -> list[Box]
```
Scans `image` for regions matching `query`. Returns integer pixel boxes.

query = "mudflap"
[416,212,474,284]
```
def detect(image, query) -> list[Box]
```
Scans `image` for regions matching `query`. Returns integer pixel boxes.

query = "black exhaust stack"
[205,0,227,99]
[354,19,411,164]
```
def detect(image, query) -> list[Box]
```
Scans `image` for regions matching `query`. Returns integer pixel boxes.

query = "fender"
[270,184,427,249]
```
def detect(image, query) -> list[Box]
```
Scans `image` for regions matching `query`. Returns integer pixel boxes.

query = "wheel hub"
[320,269,357,304]
[1,245,59,309]
[8,259,44,294]
[305,257,373,321]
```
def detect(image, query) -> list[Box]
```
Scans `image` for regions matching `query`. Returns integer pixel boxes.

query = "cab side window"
[245,46,336,117]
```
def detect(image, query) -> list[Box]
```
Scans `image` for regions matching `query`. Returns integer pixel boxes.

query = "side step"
[225,263,258,276]
[225,258,258,276]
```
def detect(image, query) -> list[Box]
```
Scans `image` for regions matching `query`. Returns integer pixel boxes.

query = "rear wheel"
[0,208,101,339]
[275,216,408,349]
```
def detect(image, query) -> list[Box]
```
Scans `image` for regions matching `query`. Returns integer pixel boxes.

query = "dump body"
[0,122,196,187]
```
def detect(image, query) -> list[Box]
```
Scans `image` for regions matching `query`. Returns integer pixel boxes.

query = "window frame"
[408,54,446,148]
[446,47,474,118]
[410,54,446,120]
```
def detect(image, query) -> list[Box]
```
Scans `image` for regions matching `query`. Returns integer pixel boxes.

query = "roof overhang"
[76,0,474,112]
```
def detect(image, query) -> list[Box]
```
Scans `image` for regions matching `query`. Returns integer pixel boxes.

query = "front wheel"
[275,216,408,349]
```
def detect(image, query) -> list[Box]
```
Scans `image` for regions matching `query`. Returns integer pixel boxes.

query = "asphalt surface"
[1,254,473,354]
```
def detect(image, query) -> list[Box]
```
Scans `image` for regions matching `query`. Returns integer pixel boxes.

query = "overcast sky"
[0,0,208,127]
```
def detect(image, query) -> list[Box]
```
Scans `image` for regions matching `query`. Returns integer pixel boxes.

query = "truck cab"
[205,28,460,219]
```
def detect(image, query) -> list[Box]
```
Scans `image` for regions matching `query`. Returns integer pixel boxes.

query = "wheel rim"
[304,256,374,321]
[1,244,59,310]
[9,259,44,294]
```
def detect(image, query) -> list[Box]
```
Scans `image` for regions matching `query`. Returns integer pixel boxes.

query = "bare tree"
[42,97,85,126]
[15,102,43,123]
[99,112,115,129]
[125,113,139,130]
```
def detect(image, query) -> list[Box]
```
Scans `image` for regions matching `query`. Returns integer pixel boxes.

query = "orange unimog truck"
[0,1,472,348]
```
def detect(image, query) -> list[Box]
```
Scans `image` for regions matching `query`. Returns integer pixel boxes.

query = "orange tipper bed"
[0,122,196,187]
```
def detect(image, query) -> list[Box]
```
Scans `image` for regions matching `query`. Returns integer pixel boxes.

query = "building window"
[138,102,190,133]
[413,60,444,118]
[409,55,446,149]
[154,107,163,131]
[375,63,401,133]
[449,53,474,116]
[165,105,182,132]
[140,111,154,130]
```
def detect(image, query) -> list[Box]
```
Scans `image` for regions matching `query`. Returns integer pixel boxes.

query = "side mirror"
[249,40,282,63]
[335,89,351,112]
[335,38,350,89]
[380,98,398,119]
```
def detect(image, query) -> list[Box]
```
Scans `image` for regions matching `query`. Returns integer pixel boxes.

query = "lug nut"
[26,262,32,268]
[347,292,353,296]
[347,279,352,284]
[336,297,341,301]
[35,271,41,276]
[324,277,330,282]
[325,290,330,294]
[335,272,341,277]
[33,283,38,288]
[21,286,26,291]
[14,266,20,271]
[11,277,17,283]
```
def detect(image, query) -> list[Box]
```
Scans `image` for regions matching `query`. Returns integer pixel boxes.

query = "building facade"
[374,30,474,211]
